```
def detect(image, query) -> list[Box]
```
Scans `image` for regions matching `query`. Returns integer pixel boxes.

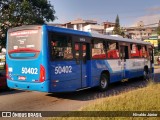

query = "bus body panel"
[6,54,50,92]
[125,58,151,79]
[125,59,144,78]
[90,59,122,85]
[50,60,81,92]
[90,58,151,85]
[6,25,153,93]
[7,79,49,92]
[6,25,50,92]
[49,60,91,92]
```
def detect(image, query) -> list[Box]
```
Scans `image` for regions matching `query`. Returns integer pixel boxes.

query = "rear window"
[8,29,41,53]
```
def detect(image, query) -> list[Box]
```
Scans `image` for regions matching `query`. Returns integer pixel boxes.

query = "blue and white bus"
[6,25,154,92]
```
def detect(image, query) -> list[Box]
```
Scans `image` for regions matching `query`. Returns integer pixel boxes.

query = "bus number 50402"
[55,66,72,74]
[22,67,38,74]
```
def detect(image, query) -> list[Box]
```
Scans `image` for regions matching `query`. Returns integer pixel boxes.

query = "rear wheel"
[99,73,109,91]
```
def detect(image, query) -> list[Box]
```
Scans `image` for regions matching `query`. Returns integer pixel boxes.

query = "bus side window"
[140,46,147,58]
[130,44,140,58]
[50,33,73,60]
[75,43,80,60]
[92,39,106,59]
[107,41,119,59]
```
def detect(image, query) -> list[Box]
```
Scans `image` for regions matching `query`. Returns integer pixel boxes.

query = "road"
[0,69,160,111]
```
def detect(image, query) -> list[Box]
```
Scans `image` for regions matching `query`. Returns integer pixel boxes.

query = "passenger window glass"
[130,44,140,58]
[82,44,86,58]
[107,42,119,59]
[92,40,106,59]
[75,43,80,59]
[50,33,73,60]
[140,46,147,58]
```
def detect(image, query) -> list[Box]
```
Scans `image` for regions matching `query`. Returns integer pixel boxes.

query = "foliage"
[154,47,160,56]
[113,15,121,35]
[157,26,160,35]
[0,0,56,47]
[157,20,160,35]
[155,40,160,56]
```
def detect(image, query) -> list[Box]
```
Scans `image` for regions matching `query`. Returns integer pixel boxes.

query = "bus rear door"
[74,42,89,89]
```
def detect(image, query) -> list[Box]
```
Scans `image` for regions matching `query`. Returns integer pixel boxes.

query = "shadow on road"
[0,89,25,96]
[153,72,160,83]
[47,73,160,101]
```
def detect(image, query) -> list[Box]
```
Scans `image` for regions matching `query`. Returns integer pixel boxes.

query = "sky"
[50,0,160,27]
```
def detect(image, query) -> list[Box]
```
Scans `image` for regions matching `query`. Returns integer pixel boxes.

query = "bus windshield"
[8,29,41,55]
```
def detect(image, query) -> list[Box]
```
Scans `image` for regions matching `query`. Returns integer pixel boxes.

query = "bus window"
[50,34,73,60]
[82,44,86,58]
[92,39,106,59]
[8,29,41,58]
[75,43,80,60]
[130,44,140,58]
[140,46,147,58]
[107,42,119,59]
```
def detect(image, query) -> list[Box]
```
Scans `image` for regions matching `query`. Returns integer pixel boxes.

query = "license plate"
[18,76,26,80]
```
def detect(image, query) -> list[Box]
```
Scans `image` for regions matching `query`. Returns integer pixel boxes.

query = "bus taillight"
[6,64,9,79]
[39,65,46,82]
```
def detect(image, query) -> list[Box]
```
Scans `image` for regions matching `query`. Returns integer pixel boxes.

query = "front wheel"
[99,73,109,91]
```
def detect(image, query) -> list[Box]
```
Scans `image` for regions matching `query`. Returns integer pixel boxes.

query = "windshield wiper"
[8,48,40,54]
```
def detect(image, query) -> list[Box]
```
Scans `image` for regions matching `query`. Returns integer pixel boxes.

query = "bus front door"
[120,45,129,79]
[75,43,88,88]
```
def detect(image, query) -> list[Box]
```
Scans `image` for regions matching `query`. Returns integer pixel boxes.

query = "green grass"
[50,82,160,120]
[0,65,5,70]
[154,65,160,69]
[81,82,160,111]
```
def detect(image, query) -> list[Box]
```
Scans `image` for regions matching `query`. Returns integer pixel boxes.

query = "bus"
[6,25,154,92]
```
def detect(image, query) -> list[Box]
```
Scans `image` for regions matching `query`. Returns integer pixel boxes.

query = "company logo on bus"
[10,30,38,36]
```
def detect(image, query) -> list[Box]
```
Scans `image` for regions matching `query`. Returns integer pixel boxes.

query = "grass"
[154,65,160,69]
[80,82,160,111]
[0,65,5,70]
[50,82,160,120]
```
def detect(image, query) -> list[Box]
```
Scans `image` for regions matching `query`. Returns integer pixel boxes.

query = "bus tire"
[143,68,149,81]
[99,73,109,91]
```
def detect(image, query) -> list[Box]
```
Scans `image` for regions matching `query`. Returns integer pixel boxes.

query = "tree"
[157,20,160,52]
[157,20,160,35]
[113,15,121,35]
[0,0,56,47]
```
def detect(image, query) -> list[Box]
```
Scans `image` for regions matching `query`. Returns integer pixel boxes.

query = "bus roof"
[90,32,151,45]
[8,25,151,46]
[45,25,151,45]
[46,25,91,37]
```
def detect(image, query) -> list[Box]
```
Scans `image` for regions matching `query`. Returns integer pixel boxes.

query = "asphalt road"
[0,69,160,112]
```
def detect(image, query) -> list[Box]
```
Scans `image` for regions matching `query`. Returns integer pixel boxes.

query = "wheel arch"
[101,70,110,83]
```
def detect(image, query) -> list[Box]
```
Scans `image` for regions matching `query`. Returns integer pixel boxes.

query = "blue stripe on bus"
[125,69,143,78]
[104,60,113,73]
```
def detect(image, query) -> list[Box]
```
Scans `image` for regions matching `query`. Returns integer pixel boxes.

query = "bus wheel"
[99,73,109,91]
[143,68,149,81]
